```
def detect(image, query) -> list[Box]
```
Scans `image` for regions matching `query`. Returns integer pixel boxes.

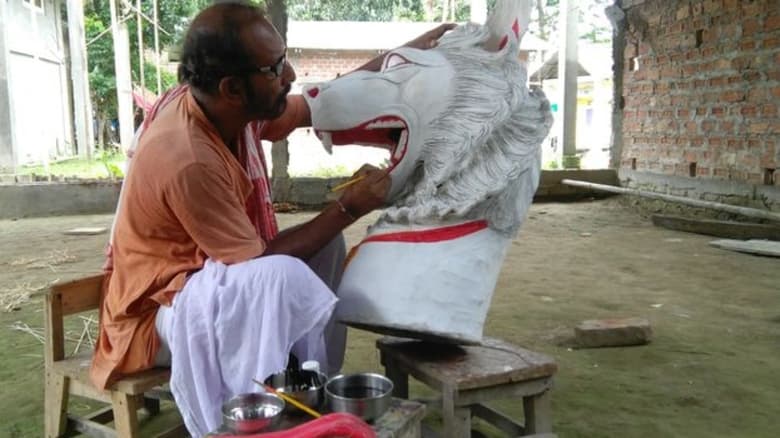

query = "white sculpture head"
[303,0,553,343]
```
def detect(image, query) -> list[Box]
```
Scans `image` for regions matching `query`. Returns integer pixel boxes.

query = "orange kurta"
[91,91,307,389]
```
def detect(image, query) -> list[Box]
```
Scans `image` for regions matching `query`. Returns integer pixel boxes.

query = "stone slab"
[574,317,652,348]
[709,239,780,258]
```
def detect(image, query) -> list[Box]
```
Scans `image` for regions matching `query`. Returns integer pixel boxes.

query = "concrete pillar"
[558,0,579,169]
[0,0,15,171]
[606,2,626,170]
[66,0,95,159]
[109,0,134,152]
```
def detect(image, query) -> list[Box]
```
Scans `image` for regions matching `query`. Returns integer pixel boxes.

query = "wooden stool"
[44,274,185,437]
[376,337,557,437]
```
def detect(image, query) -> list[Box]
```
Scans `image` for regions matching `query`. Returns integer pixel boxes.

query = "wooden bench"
[44,274,185,437]
[376,337,557,437]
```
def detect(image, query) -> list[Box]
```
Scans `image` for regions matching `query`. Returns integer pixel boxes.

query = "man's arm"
[262,166,390,260]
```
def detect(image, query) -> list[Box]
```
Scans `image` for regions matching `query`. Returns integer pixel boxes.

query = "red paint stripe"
[361,220,488,244]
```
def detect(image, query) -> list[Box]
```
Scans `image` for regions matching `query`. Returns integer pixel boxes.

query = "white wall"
[5,0,72,166]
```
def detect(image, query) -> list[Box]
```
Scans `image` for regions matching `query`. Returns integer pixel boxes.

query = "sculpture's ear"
[483,0,532,53]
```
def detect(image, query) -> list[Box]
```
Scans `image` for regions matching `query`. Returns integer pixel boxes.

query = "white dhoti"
[155,236,347,437]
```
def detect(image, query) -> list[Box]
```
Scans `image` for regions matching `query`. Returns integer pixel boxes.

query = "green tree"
[83,0,207,149]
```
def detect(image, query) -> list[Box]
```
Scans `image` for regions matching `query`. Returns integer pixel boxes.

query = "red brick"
[749,123,770,134]
[721,121,735,132]
[747,88,767,102]
[740,40,757,50]
[722,90,744,102]
[772,87,780,98]
[763,104,777,117]
[765,14,780,31]
[741,105,758,116]
[712,107,726,117]
[743,19,761,36]
[677,109,690,118]
[709,76,727,87]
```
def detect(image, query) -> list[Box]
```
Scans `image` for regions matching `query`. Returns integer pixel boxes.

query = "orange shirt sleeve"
[262,94,310,141]
[164,162,265,263]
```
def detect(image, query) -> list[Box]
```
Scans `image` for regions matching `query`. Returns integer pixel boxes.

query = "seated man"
[90,2,452,435]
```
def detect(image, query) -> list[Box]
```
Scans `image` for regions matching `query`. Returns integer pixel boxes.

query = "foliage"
[286,0,470,22]
[17,152,127,179]
[82,0,207,148]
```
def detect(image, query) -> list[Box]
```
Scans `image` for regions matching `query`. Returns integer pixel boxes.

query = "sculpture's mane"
[378,23,553,236]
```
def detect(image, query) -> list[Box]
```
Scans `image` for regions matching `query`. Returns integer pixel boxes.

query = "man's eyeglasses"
[247,53,287,79]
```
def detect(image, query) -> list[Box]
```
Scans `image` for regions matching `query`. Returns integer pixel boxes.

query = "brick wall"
[289,49,380,84]
[619,0,779,186]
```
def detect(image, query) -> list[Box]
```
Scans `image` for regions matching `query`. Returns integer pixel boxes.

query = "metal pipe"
[561,179,780,223]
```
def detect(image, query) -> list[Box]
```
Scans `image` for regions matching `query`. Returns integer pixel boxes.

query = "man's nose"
[281,60,296,85]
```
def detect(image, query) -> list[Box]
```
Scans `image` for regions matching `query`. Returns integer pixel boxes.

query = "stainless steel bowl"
[325,373,394,422]
[264,369,327,414]
[222,392,285,434]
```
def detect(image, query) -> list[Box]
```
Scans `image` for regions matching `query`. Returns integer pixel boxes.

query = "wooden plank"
[63,226,108,235]
[709,239,780,257]
[44,373,69,437]
[44,292,65,363]
[51,274,104,316]
[111,392,140,438]
[114,368,171,395]
[470,403,524,436]
[376,337,557,391]
[652,215,780,241]
[68,415,117,438]
[155,423,188,438]
[83,406,115,424]
[523,390,553,434]
[456,377,553,406]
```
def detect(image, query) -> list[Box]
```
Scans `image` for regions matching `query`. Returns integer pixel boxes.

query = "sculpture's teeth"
[394,130,408,160]
[320,132,333,154]
[367,120,406,130]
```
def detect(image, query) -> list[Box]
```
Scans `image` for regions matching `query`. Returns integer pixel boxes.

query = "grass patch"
[17,152,126,179]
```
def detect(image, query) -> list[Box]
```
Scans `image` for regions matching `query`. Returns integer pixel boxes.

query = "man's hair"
[178,1,267,93]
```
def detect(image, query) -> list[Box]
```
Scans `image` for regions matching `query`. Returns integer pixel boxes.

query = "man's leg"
[298,234,347,375]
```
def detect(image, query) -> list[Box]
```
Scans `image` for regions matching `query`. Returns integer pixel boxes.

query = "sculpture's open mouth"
[315,116,408,171]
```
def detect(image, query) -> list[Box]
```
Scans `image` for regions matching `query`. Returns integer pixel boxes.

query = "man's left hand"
[404,23,457,50]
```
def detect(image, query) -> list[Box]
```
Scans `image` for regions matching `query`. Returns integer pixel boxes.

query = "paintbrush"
[252,378,322,419]
[329,175,367,193]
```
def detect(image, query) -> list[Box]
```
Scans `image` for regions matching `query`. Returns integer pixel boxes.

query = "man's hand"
[338,165,391,219]
[403,23,457,49]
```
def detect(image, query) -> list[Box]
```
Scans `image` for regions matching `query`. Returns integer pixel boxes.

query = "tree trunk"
[535,0,547,40]
[441,0,449,22]
[423,0,436,21]
[266,0,291,203]
[96,115,107,151]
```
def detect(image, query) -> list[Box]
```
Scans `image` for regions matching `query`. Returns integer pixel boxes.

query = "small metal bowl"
[222,392,285,434]
[325,373,394,422]
[264,369,328,414]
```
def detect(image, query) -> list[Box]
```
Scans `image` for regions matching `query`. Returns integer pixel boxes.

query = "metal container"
[222,392,284,434]
[264,369,327,414]
[325,373,394,422]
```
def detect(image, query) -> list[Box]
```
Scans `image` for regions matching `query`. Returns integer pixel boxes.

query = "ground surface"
[0,199,778,437]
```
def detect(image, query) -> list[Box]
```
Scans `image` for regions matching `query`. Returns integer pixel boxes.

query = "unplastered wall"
[618,0,779,191]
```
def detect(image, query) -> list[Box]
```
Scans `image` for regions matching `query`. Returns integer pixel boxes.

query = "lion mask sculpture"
[303,0,553,343]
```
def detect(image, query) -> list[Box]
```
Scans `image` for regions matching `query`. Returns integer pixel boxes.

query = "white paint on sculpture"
[304,0,553,343]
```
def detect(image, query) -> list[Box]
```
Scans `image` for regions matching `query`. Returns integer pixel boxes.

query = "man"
[92,1,453,435]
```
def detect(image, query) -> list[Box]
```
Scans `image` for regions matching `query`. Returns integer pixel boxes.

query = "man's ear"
[217,76,245,106]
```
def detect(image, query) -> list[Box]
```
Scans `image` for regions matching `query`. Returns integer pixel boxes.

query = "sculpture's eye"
[383,53,412,70]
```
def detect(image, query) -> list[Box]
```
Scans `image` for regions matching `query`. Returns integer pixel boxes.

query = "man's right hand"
[338,165,391,219]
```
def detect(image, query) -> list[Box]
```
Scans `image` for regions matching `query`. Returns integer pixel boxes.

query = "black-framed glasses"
[247,53,287,79]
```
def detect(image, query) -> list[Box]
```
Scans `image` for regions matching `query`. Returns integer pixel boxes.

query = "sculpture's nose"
[306,87,320,98]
